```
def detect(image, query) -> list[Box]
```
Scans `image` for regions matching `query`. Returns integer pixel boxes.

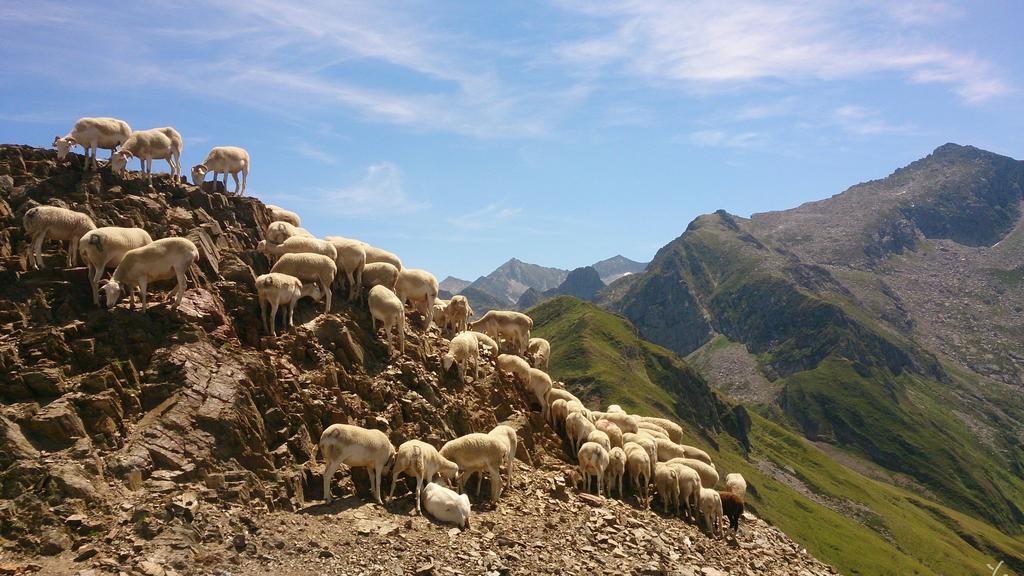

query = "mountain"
[600,144,1024,535]
[531,296,1024,575]
[544,266,605,301]
[465,258,568,304]
[438,275,471,295]
[454,285,508,316]
[591,254,648,283]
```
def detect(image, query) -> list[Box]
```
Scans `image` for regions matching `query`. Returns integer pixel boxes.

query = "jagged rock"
[38,527,72,555]
[25,397,86,449]
[0,415,38,466]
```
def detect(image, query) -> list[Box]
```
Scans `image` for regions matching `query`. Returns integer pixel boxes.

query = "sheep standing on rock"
[586,429,611,451]
[431,299,450,334]
[363,245,402,270]
[266,205,300,227]
[527,337,551,371]
[443,332,480,381]
[101,237,198,312]
[719,491,745,532]
[670,463,702,521]
[315,424,396,505]
[667,457,719,491]
[257,237,337,263]
[488,424,518,491]
[421,482,471,529]
[270,253,337,315]
[496,354,531,387]
[439,433,507,501]
[637,416,684,444]
[655,439,713,467]
[324,236,366,302]
[526,368,554,422]
[368,285,405,356]
[79,227,154,305]
[255,273,323,337]
[654,463,680,514]
[362,262,399,294]
[468,310,533,355]
[622,434,658,483]
[566,411,597,455]
[389,440,459,514]
[154,127,184,179]
[624,442,651,508]
[725,473,747,498]
[699,488,724,536]
[110,128,176,185]
[577,441,610,496]
[446,295,473,334]
[595,419,624,449]
[395,268,439,338]
[605,446,626,499]
[265,221,314,244]
[23,205,96,270]
[53,117,132,171]
[467,331,500,359]
[192,146,250,195]
[550,399,569,435]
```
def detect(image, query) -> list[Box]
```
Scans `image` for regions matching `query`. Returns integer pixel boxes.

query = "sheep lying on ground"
[368,285,405,355]
[265,221,314,244]
[446,295,473,333]
[439,433,507,501]
[624,442,651,508]
[699,488,723,536]
[101,237,198,312]
[443,331,479,381]
[80,227,154,305]
[23,205,96,269]
[110,128,176,185]
[270,253,337,314]
[388,440,459,514]
[654,462,680,514]
[595,419,624,449]
[192,146,250,195]
[725,472,747,498]
[255,273,323,336]
[666,457,719,490]
[527,337,551,371]
[421,482,471,529]
[605,446,626,499]
[315,424,396,505]
[324,236,366,301]
[637,416,684,443]
[257,237,337,264]
[53,117,132,171]
[468,310,533,355]
[719,491,745,532]
[266,205,300,227]
[488,424,518,491]
[577,441,610,496]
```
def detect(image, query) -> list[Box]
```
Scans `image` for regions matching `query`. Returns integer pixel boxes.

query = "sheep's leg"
[32,230,47,269]
[287,301,296,329]
[323,458,340,503]
[172,268,187,310]
[138,279,149,312]
[415,474,423,514]
[597,473,603,497]
[487,462,502,501]
[230,171,240,195]
[241,168,248,195]
[91,258,109,305]
[372,465,383,505]
[269,301,279,337]
[323,286,332,315]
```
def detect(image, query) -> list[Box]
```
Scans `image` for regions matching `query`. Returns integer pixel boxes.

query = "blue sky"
[2,1,1022,281]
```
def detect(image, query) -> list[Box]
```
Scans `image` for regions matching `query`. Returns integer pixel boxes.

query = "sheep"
[443,332,479,381]
[362,262,400,294]
[637,416,684,443]
[192,146,250,195]
[591,411,638,434]
[270,253,337,315]
[395,268,439,335]
[547,388,581,427]
[624,442,651,508]
[110,128,176,185]
[467,330,499,359]
[637,421,671,438]
[577,441,610,496]
[637,427,670,442]
[368,285,405,355]
[586,429,611,451]
[699,488,723,536]
[622,433,658,482]
[388,440,459,514]
[266,221,314,244]
[526,337,551,371]
[654,462,680,515]
[432,298,450,333]
[550,398,569,435]
[666,457,719,490]
[314,424,395,505]
[22,205,96,270]
[257,238,338,267]
[656,438,705,464]
[439,433,507,501]
[446,295,473,334]
[154,126,184,179]
[605,446,626,499]
[670,463,702,522]
[718,491,745,532]
[595,419,623,449]
[607,404,626,414]
[724,472,747,498]
[566,411,597,455]
[266,204,300,227]
[467,310,532,356]
[101,237,198,312]
[421,482,471,529]
[53,117,132,171]
[255,273,323,336]
[488,424,518,491]
[363,244,402,270]
[496,353,531,386]
[324,237,366,302]
[525,368,553,423]
[79,227,154,305]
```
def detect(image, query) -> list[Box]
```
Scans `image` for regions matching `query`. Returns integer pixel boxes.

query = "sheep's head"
[53,136,75,159]
[191,164,209,185]
[442,353,455,372]
[109,151,131,175]
[100,279,123,309]
[256,240,268,253]
[299,282,324,303]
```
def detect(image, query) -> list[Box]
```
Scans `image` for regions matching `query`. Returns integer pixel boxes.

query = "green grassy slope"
[531,296,1024,576]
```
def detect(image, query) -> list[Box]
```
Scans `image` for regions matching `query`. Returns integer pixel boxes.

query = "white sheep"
[624,442,651,508]
[566,411,597,455]
[53,117,132,171]
[324,236,366,302]
[110,128,176,185]
[725,472,747,498]
[638,428,670,442]
[388,440,459,514]
[666,457,719,490]
[79,227,153,305]
[363,245,402,270]
[607,404,626,414]
[368,285,405,356]
[443,331,479,381]
[22,205,96,269]
[550,398,569,435]
[586,429,611,451]
[154,126,184,179]
[431,298,450,333]
[192,146,250,195]
[266,221,314,244]
[257,237,337,263]
[439,433,507,501]
[655,438,713,466]
[395,268,439,336]
[595,419,624,449]
[698,487,723,536]
[592,411,638,434]
[467,331,500,359]
[527,337,551,371]
[315,424,396,505]
[496,353,531,387]
[255,273,324,337]
[467,310,533,356]
[637,416,684,444]
[670,463,702,522]
[605,446,626,499]
[266,204,300,227]
[622,433,658,483]
[270,253,337,314]
[637,421,670,438]
[525,368,553,423]
[446,295,473,334]
[577,441,610,496]
[488,424,518,491]
[421,482,471,529]
[654,462,680,514]
[362,262,400,294]
[101,237,198,312]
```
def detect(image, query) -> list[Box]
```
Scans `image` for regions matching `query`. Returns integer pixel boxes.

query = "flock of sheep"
[28,116,750,534]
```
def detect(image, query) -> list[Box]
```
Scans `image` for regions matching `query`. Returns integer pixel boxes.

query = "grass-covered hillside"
[531,296,1024,576]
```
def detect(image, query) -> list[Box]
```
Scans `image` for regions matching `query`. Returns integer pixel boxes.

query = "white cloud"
[685,130,768,149]
[308,162,429,217]
[290,140,337,165]
[448,203,523,230]
[831,105,912,135]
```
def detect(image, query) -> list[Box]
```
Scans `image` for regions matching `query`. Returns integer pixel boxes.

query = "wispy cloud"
[290,139,337,165]
[294,162,430,217]
[831,105,913,135]
[448,203,523,230]
[685,130,768,149]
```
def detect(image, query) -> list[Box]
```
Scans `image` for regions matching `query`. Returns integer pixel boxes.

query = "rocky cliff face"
[0,145,832,576]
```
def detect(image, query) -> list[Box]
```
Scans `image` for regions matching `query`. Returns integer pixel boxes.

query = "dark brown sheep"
[718,490,745,532]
